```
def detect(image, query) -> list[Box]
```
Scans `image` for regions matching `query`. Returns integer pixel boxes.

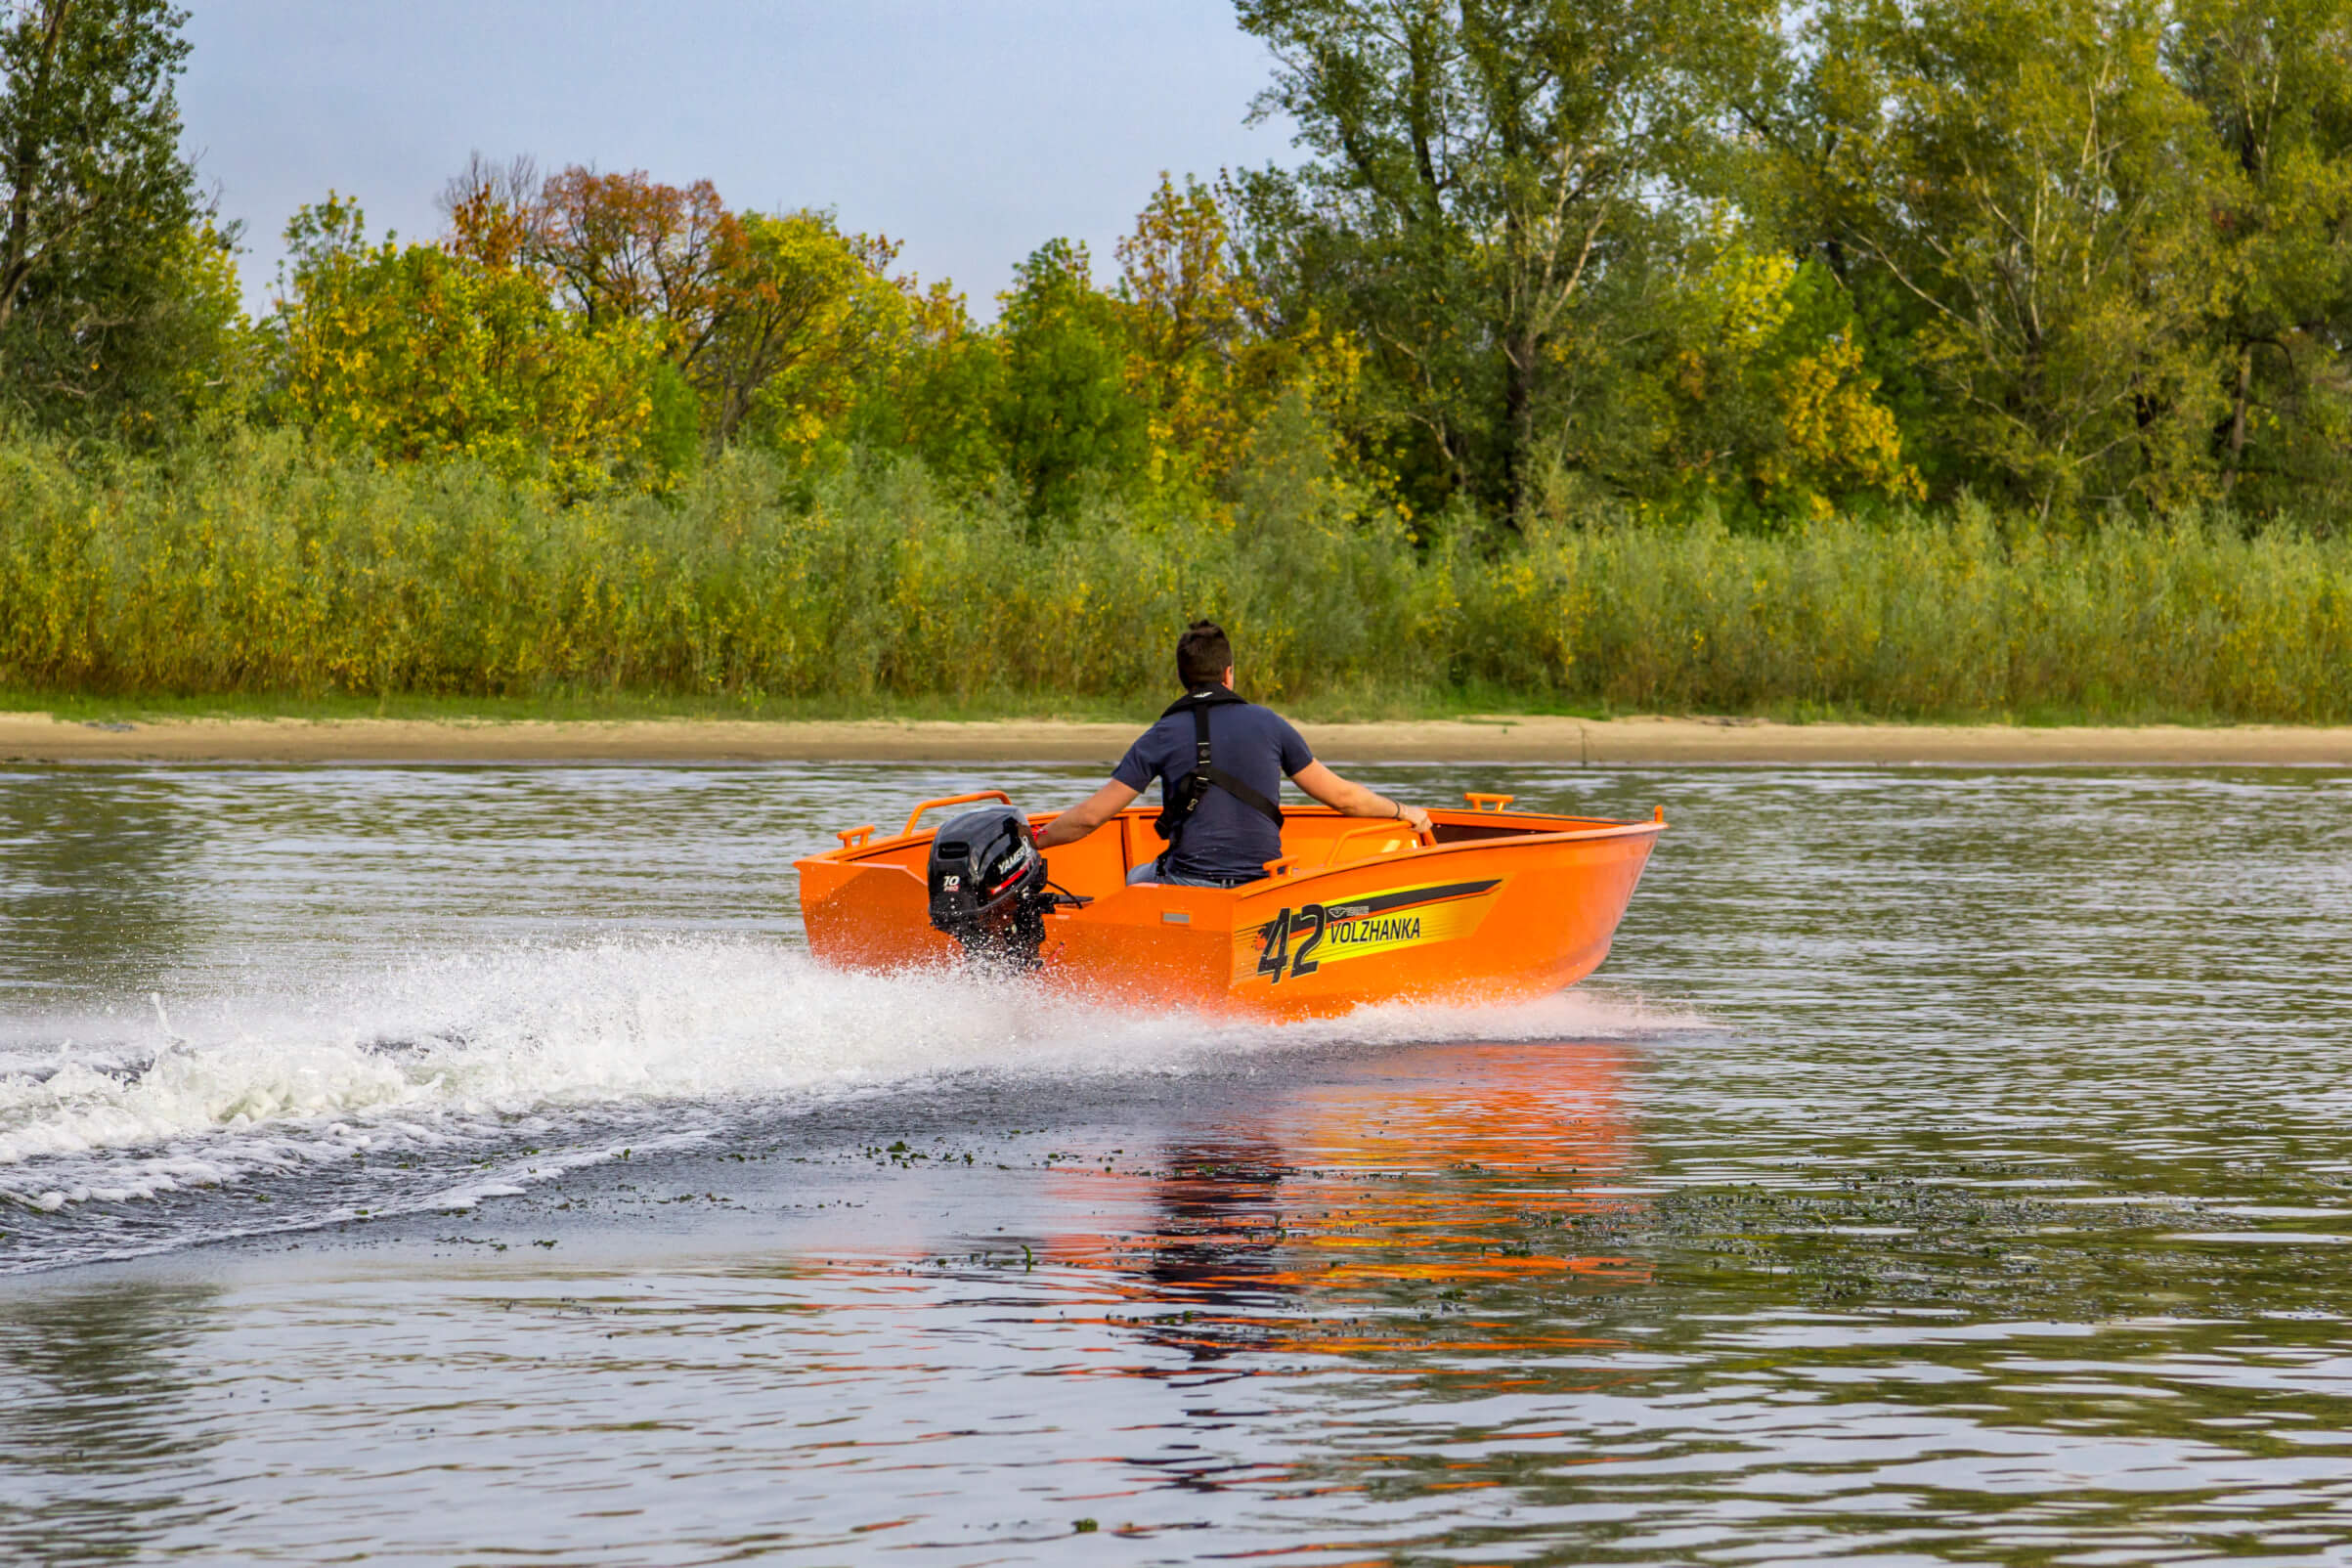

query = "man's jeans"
[1126,861,1252,889]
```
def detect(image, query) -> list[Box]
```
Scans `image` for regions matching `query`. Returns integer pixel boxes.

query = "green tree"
[2174,0,2352,511]
[443,157,913,460]
[270,196,667,495]
[1793,0,2230,515]
[1234,0,1775,519]
[993,239,1147,519]
[112,215,253,439]
[845,278,1007,490]
[0,0,226,437]
[1117,172,1262,485]
[1114,172,1375,501]
[702,209,909,451]
[1546,235,1921,522]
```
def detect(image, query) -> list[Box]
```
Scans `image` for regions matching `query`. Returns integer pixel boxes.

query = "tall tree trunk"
[2223,341,2253,492]
[1502,327,1535,526]
[0,0,73,338]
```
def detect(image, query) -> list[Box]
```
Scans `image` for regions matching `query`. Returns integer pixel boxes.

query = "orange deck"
[795,793,1664,1020]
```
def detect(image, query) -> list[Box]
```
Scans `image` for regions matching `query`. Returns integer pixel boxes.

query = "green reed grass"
[2,426,2347,722]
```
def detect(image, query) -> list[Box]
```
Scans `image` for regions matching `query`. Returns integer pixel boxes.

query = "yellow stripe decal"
[1231,877,1507,986]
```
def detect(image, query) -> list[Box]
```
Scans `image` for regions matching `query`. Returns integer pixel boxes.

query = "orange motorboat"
[795,791,1663,1021]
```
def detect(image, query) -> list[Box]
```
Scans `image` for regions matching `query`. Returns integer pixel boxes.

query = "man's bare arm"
[1290,762,1433,834]
[1035,779,1141,849]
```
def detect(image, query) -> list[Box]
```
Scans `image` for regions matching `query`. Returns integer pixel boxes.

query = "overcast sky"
[178,0,1297,317]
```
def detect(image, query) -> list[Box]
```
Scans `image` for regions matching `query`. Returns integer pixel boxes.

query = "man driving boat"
[1035,620,1435,888]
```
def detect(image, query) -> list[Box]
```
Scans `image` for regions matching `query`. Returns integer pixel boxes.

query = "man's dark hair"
[1176,620,1233,689]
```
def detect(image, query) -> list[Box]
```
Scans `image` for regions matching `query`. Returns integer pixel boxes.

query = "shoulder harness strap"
[1153,689,1284,863]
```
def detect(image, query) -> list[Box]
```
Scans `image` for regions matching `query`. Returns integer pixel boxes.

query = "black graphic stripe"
[1322,879,1500,923]
[1249,879,1502,943]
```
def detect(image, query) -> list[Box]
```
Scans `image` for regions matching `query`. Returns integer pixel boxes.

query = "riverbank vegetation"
[4,0,2351,721]
[5,430,2348,721]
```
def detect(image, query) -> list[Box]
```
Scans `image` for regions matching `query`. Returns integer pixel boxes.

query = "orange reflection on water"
[1033,1039,1649,1361]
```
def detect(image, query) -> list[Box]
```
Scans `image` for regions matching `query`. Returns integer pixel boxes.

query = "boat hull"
[795,801,1661,1021]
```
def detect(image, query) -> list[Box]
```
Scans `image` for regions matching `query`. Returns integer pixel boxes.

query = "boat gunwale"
[1242,815,1665,889]
[797,805,1665,891]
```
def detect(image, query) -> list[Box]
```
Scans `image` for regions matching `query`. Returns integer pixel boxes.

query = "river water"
[2,761,2349,1564]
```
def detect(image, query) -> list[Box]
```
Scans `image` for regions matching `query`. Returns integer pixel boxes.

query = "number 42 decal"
[1255,905,1326,983]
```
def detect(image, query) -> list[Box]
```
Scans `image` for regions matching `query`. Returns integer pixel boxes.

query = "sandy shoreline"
[5,710,2351,764]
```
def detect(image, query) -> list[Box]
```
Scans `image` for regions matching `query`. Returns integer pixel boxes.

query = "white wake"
[0,936,1685,1214]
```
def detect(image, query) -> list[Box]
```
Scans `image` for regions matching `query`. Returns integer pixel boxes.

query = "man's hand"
[1398,804,1433,835]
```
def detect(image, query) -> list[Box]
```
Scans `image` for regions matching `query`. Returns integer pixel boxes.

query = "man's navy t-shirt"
[1113,694,1314,882]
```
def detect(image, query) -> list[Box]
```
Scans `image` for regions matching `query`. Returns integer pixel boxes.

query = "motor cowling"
[926,805,1052,967]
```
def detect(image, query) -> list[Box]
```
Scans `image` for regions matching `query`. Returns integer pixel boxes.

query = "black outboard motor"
[926,805,1058,968]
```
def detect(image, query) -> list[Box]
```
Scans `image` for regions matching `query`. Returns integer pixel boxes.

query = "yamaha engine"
[926,805,1055,968]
